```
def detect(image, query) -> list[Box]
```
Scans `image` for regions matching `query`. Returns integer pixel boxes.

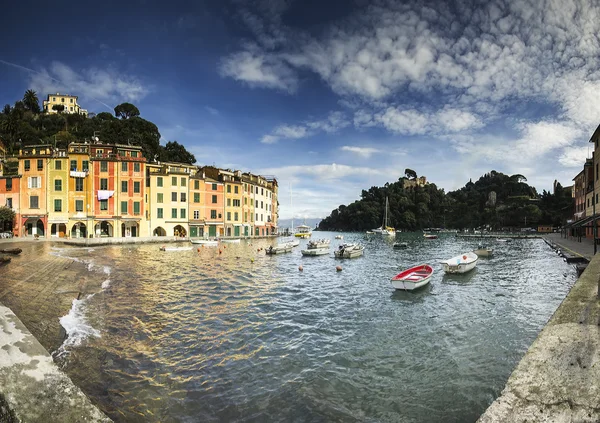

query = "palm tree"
[23,90,40,114]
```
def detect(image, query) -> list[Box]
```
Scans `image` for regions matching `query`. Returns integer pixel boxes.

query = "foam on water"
[55,295,101,359]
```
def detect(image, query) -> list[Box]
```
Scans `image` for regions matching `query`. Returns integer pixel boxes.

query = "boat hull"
[334,244,364,258]
[191,240,218,246]
[391,275,432,290]
[441,252,478,273]
[266,244,293,254]
[391,264,434,290]
[301,247,330,256]
[473,248,493,257]
[160,247,194,252]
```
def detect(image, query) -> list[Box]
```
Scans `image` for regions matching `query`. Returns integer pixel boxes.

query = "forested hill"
[0,90,196,169]
[318,170,573,232]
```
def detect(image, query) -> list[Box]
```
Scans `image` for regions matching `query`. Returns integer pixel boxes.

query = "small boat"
[220,239,241,244]
[191,239,219,246]
[334,243,364,258]
[0,248,22,255]
[424,234,438,239]
[335,235,343,239]
[391,264,434,290]
[307,239,330,249]
[393,242,408,249]
[496,238,512,243]
[473,245,493,257]
[266,243,293,255]
[365,231,374,235]
[301,238,331,256]
[440,252,478,273]
[160,246,194,252]
[0,257,11,266]
[294,224,312,238]
[281,238,300,247]
[371,197,396,236]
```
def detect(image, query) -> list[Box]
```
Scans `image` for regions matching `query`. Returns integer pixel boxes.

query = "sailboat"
[372,197,396,236]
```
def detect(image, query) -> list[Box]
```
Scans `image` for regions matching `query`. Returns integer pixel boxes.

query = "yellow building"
[18,145,53,237]
[241,174,255,237]
[47,148,69,237]
[43,93,88,115]
[221,169,243,237]
[67,143,92,238]
[189,171,206,238]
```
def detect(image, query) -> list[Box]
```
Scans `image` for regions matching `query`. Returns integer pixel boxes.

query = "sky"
[0,0,597,220]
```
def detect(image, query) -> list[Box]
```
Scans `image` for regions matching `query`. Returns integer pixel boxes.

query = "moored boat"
[391,264,433,290]
[191,239,218,246]
[393,242,408,249]
[334,243,364,258]
[335,235,343,239]
[220,239,241,244]
[301,238,331,256]
[266,243,294,255]
[294,225,312,238]
[473,245,493,257]
[160,246,194,252]
[372,197,396,236]
[440,252,478,273]
[424,233,438,239]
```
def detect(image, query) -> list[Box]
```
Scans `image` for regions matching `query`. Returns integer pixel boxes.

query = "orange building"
[90,142,119,237]
[114,144,146,237]
[66,143,92,238]
[200,166,224,237]
[18,145,52,237]
[0,175,21,236]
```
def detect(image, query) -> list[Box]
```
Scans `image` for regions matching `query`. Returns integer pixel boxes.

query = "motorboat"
[423,233,438,239]
[473,245,493,257]
[391,264,434,290]
[191,239,219,246]
[393,242,408,249]
[266,243,294,255]
[220,239,241,244]
[496,238,512,243]
[335,235,343,239]
[280,237,300,247]
[294,224,312,238]
[440,252,478,273]
[301,238,331,256]
[371,197,396,236]
[160,246,194,252]
[334,243,364,258]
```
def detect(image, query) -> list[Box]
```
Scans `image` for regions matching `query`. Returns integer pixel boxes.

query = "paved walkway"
[542,233,597,261]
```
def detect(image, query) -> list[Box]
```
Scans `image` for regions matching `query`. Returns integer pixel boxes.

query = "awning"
[570,215,597,227]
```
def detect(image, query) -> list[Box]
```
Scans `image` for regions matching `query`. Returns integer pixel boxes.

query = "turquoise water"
[52,232,576,422]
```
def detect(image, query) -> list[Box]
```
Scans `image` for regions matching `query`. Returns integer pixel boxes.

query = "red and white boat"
[391,264,434,290]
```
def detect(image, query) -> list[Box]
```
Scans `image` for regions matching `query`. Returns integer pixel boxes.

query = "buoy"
[298,265,303,271]
[462,255,467,260]
[219,250,222,254]
[251,258,254,263]
[197,248,200,252]
[336,265,342,272]
[223,246,226,249]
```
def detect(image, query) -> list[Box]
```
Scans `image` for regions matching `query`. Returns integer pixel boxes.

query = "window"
[122,162,128,172]
[28,176,41,188]
[76,178,84,192]
[172,177,177,186]
[157,177,163,187]
[70,98,73,103]
[134,181,140,193]
[234,212,238,221]
[245,212,247,222]
[194,210,199,219]
[6,198,12,208]
[171,208,177,219]
[54,199,62,212]
[82,161,89,171]
[256,213,258,221]
[100,161,108,172]
[180,209,186,219]
[30,196,39,208]
[181,178,186,187]
[227,185,231,193]
[194,180,199,190]
[234,186,238,194]
[55,160,62,170]
[157,193,163,203]
[100,200,108,210]
[134,202,140,215]
[227,212,231,221]
[251,199,253,206]
[194,193,200,203]
[70,106,73,111]
[244,198,247,205]
[121,181,128,193]
[70,160,77,171]
[157,208,163,218]
[6,179,12,191]
[212,195,217,203]
[261,201,264,209]
[256,187,258,194]
[211,210,217,219]
[76,200,83,212]
[121,201,128,214]
[597,163,599,181]
[54,179,62,191]
[261,188,264,195]
[227,198,231,207]
[212,183,217,190]
[52,97,56,101]
[61,98,64,103]
[24,160,30,171]
[134,163,140,173]
[233,199,240,207]
[100,179,108,190]
[172,192,177,202]
[180,193,186,202]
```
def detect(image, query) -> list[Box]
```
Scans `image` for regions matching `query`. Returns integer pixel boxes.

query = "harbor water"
[47,232,575,422]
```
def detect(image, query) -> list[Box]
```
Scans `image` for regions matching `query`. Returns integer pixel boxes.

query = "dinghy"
[391,264,433,290]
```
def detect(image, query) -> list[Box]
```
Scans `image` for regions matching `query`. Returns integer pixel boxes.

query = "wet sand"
[0,240,106,353]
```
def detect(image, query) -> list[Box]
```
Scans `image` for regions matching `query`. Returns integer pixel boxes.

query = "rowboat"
[334,243,364,258]
[440,252,478,273]
[160,246,194,252]
[391,264,434,290]
[266,243,294,255]
[191,239,218,246]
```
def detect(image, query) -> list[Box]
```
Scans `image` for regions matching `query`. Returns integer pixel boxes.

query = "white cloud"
[261,111,349,143]
[558,146,592,167]
[28,61,149,109]
[340,146,381,158]
[371,106,483,135]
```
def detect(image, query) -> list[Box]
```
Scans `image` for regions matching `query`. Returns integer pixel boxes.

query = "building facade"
[43,93,88,115]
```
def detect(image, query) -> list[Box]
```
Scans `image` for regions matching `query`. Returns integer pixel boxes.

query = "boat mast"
[383,197,388,228]
[290,183,294,233]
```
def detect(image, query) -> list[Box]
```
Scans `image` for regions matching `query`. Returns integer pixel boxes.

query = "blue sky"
[0,0,596,219]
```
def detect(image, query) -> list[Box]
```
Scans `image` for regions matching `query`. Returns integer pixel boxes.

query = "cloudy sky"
[0,0,597,219]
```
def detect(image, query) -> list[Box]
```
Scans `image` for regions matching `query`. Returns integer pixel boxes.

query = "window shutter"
[27,177,31,188]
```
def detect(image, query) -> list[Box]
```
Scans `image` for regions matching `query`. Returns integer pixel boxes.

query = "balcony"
[70,169,89,178]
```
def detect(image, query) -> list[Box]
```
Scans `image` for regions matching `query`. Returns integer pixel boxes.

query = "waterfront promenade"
[479,233,600,422]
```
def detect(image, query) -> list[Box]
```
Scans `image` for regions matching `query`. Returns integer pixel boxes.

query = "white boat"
[440,252,478,274]
[220,239,241,244]
[473,245,493,257]
[294,224,312,238]
[365,231,374,235]
[335,235,343,239]
[334,243,365,258]
[160,246,194,252]
[301,238,331,256]
[372,197,396,236]
[191,239,218,246]
[281,238,300,247]
[391,264,434,290]
[266,243,294,255]
[393,242,408,249]
[496,238,512,243]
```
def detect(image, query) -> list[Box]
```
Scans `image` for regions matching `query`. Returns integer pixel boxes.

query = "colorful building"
[66,143,92,238]
[221,169,243,237]
[47,148,69,237]
[18,145,52,237]
[200,166,224,238]
[189,171,206,238]
[114,144,146,237]
[90,142,119,237]
[43,93,88,115]
[0,175,21,235]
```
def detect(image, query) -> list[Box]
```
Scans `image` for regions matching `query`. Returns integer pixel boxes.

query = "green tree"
[114,103,140,119]
[0,206,15,232]
[52,104,65,113]
[2,104,10,115]
[161,141,196,164]
[22,89,40,114]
